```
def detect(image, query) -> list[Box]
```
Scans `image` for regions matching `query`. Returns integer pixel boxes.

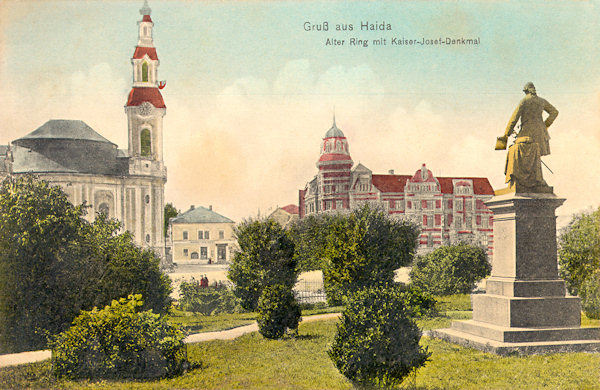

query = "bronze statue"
[496,82,558,194]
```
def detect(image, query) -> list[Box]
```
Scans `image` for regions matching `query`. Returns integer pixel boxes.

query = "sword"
[541,159,553,174]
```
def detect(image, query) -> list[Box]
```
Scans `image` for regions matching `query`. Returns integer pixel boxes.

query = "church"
[0,1,167,260]
[299,117,495,255]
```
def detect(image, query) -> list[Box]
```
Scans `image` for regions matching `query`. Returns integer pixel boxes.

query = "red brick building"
[299,117,495,255]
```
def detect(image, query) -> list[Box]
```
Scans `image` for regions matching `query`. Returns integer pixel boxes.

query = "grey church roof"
[10,120,126,176]
[171,206,234,224]
[16,119,115,145]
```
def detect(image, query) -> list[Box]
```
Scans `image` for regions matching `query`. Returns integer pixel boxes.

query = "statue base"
[431,192,600,355]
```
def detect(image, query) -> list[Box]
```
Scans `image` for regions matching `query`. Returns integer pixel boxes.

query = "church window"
[142,62,149,82]
[326,142,331,152]
[183,231,188,240]
[140,129,151,157]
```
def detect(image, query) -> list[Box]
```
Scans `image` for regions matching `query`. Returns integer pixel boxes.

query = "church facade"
[299,118,495,255]
[0,1,168,260]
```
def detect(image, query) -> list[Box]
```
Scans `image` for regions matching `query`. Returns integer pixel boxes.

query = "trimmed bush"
[50,295,187,380]
[256,285,301,339]
[329,285,431,388]
[580,271,600,320]
[228,219,297,311]
[179,279,243,315]
[409,243,491,295]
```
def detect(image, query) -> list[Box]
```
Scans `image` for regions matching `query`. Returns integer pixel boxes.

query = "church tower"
[316,116,353,211]
[123,0,167,261]
[125,0,166,174]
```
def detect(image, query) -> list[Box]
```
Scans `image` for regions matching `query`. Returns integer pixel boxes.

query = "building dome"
[325,121,345,138]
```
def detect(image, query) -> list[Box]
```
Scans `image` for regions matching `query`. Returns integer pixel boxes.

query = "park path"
[0,312,341,369]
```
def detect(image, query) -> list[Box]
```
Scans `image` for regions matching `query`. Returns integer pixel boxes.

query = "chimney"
[190,205,194,210]
[209,205,213,211]
[388,169,395,175]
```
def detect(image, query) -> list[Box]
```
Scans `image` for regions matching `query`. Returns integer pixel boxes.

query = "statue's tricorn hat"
[523,82,536,94]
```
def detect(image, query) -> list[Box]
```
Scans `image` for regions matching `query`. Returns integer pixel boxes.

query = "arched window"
[142,62,149,82]
[191,252,199,259]
[140,128,151,157]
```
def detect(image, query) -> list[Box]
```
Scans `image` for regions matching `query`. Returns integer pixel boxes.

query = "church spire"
[140,0,151,16]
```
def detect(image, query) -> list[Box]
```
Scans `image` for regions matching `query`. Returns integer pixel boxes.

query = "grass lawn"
[2,295,599,389]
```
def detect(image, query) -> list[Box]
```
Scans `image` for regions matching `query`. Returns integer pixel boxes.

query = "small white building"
[168,205,236,264]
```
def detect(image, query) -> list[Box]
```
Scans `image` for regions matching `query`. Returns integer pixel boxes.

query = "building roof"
[318,153,353,162]
[170,206,234,224]
[372,174,412,193]
[438,177,494,195]
[11,144,78,173]
[281,204,299,214]
[15,120,114,145]
[324,122,345,138]
[126,87,166,108]
[133,46,158,60]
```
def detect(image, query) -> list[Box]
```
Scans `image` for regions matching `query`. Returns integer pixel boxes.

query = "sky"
[1,0,599,222]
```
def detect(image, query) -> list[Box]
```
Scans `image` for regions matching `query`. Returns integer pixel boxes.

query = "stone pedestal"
[431,192,600,355]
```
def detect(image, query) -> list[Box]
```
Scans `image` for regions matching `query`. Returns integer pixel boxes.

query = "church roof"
[16,120,114,145]
[11,144,79,173]
[171,206,234,224]
[133,46,158,60]
[126,87,166,108]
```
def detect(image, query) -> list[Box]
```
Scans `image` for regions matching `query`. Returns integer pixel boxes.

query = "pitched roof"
[170,206,234,224]
[281,204,299,214]
[126,87,166,108]
[16,120,114,145]
[133,46,158,60]
[437,177,494,195]
[372,174,412,193]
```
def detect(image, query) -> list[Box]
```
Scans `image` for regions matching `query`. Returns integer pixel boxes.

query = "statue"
[496,82,558,194]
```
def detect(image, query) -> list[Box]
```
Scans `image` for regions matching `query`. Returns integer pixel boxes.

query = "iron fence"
[293,280,327,303]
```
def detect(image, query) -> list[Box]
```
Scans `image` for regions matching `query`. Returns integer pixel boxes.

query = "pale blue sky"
[1,1,599,220]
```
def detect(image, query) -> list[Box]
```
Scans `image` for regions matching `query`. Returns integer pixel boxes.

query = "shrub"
[328,285,431,388]
[228,219,297,311]
[50,295,187,380]
[409,243,491,295]
[579,271,600,320]
[179,279,244,315]
[322,204,419,305]
[256,285,301,339]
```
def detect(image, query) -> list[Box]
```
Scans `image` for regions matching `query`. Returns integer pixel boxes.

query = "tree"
[256,284,301,339]
[0,176,171,353]
[409,242,491,295]
[328,284,431,388]
[558,210,600,296]
[288,213,337,271]
[322,204,420,304]
[164,203,179,238]
[228,219,297,311]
